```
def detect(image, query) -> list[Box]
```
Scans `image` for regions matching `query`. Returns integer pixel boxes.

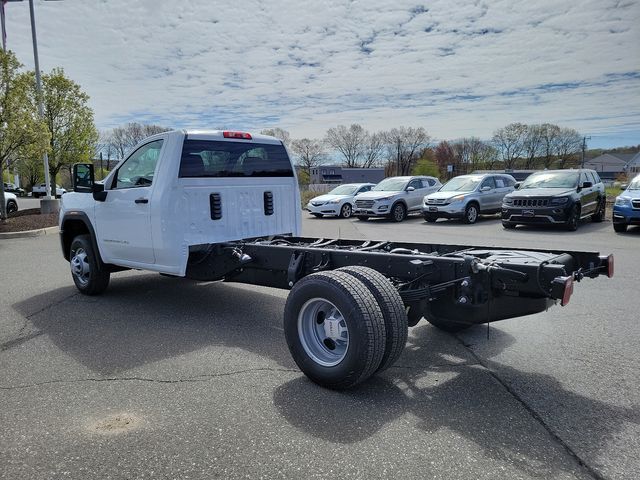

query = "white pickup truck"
[60,129,613,389]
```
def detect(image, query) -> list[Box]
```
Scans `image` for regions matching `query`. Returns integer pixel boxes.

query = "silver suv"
[423,173,516,224]
[354,176,441,222]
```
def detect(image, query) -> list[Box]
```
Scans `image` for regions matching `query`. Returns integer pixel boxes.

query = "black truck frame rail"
[186,236,613,328]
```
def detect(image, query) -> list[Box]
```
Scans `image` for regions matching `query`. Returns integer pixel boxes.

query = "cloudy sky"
[3,0,639,148]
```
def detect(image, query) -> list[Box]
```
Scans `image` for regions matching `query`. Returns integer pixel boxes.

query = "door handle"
[135,198,148,204]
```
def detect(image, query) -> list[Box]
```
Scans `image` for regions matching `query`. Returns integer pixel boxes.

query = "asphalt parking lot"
[1,212,638,479]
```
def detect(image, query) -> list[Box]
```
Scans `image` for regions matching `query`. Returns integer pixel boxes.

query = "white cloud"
[4,0,639,147]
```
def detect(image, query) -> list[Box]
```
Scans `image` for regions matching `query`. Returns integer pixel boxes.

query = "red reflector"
[607,254,614,278]
[223,131,252,140]
[561,276,574,307]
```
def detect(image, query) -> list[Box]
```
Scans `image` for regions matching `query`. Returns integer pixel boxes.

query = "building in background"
[584,152,640,180]
[310,165,385,185]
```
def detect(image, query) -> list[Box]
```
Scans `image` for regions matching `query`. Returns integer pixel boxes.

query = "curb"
[0,225,59,240]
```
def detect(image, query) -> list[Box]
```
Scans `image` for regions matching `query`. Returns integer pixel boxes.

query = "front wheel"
[565,205,580,231]
[463,203,479,224]
[390,203,406,222]
[339,203,352,219]
[6,200,18,215]
[284,271,386,389]
[613,222,627,233]
[69,234,110,295]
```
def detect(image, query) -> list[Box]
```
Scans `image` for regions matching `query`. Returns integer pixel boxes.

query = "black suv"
[501,169,606,231]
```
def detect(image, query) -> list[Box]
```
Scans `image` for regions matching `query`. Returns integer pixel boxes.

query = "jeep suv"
[354,176,441,222]
[501,169,606,231]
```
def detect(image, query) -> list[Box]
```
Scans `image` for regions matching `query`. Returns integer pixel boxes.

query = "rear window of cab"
[179,139,293,178]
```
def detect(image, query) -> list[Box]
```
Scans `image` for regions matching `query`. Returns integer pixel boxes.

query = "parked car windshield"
[520,171,579,189]
[627,177,640,190]
[328,185,358,195]
[440,176,482,192]
[372,178,408,191]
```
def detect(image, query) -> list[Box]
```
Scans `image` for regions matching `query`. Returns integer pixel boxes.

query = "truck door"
[94,140,164,265]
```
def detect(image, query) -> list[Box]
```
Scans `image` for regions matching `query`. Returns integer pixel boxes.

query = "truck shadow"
[9,275,638,478]
[273,325,639,478]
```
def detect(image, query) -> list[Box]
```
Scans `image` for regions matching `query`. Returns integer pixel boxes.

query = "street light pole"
[581,136,591,169]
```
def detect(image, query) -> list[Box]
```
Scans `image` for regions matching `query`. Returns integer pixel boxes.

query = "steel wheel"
[340,203,352,218]
[297,298,349,367]
[70,247,91,287]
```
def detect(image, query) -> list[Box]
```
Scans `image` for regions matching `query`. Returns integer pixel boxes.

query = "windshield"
[628,178,640,190]
[328,185,358,195]
[520,171,578,189]
[440,176,482,192]
[372,178,408,191]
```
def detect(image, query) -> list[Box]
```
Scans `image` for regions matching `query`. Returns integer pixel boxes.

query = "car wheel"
[502,221,516,229]
[311,213,323,218]
[613,222,627,233]
[463,203,479,224]
[69,234,110,295]
[566,205,580,231]
[390,203,406,222]
[284,271,386,389]
[6,200,18,215]
[592,198,606,222]
[340,203,352,219]
[337,266,408,373]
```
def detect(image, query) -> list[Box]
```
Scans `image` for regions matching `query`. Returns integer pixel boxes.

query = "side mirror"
[406,186,415,192]
[514,182,521,189]
[481,186,492,192]
[73,163,94,193]
[582,181,593,189]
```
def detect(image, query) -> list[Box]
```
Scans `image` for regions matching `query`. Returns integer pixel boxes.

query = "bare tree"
[555,127,582,168]
[106,122,171,160]
[540,123,561,168]
[290,138,325,174]
[383,127,431,176]
[260,127,291,147]
[362,131,386,168]
[325,124,367,167]
[492,123,527,169]
[523,124,544,169]
[435,140,455,176]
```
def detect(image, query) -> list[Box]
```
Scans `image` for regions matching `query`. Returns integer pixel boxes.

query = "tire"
[565,204,580,231]
[337,266,408,372]
[463,203,479,224]
[339,203,352,219]
[357,216,369,221]
[284,271,386,389]
[502,221,516,229]
[426,314,473,333]
[69,234,110,295]
[613,222,627,233]
[592,198,605,222]
[6,200,18,215]
[423,215,437,223]
[311,213,323,218]
[390,202,406,222]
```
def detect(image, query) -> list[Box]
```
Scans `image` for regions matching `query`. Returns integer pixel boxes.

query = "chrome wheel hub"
[70,248,90,286]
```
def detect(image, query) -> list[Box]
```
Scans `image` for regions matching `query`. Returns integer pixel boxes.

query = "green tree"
[412,148,440,177]
[0,50,49,220]
[40,68,98,194]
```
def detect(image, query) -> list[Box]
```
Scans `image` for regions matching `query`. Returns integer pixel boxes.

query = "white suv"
[354,176,441,222]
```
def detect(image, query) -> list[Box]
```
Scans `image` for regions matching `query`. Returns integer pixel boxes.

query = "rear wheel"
[463,203,479,224]
[592,198,605,222]
[337,266,408,372]
[613,222,627,233]
[284,271,386,389]
[69,234,110,295]
[340,203,352,219]
[6,200,18,215]
[390,203,406,222]
[566,204,580,231]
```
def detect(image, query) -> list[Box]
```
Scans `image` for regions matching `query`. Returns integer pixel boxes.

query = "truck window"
[179,140,294,178]
[114,140,164,189]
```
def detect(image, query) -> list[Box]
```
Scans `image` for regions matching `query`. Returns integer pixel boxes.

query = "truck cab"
[59,130,301,277]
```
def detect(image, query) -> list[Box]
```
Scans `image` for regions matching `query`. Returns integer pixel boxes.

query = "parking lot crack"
[453,335,606,480]
[0,367,300,390]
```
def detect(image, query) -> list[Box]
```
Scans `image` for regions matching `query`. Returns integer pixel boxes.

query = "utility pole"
[581,136,591,169]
